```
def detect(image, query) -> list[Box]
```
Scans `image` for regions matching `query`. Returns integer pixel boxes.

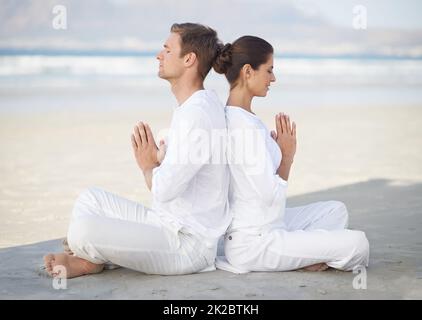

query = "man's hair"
[171,23,223,80]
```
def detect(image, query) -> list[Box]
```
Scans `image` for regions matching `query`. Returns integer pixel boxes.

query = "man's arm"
[142,169,153,190]
[151,106,211,202]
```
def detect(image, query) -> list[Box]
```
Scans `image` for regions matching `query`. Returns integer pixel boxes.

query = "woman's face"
[247,54,276,97]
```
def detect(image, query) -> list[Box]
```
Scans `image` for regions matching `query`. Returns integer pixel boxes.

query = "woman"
[213,36,369,272]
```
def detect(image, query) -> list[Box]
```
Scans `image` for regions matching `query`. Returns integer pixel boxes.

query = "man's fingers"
[292,121,296,136]
[131,134,137,149]
[144,123,155,146]
[133,125,142,146]
[138,122,147,145]
[270,130,277,140]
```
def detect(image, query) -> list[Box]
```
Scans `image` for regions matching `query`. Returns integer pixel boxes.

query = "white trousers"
[67,187,216,275]
[224,201,370,272]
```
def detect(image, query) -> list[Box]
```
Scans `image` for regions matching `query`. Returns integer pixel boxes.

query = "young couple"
[44,23,369,279]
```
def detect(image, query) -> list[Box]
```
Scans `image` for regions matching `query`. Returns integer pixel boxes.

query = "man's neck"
[171,77,205,106]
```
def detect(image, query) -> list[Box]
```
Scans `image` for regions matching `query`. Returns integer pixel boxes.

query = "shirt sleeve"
[229,120,288,208]
[152,105,212,202]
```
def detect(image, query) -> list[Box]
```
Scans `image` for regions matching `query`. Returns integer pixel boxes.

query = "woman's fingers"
[275,114,282,135]
[280,113,287,134]
[270,130,277,140]
[292,121,296,136]
[285,115,291,135]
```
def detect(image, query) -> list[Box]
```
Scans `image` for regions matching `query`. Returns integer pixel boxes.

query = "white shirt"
[152,90,230,247]
[225,106,288,234]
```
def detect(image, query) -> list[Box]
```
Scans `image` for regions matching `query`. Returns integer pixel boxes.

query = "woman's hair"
[213,36,273,88]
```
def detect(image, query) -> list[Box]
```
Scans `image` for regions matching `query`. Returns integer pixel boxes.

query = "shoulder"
[225,107,264,130]
[178,90,224,127]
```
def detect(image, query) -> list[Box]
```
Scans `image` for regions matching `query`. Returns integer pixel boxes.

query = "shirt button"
[228,236,232,240]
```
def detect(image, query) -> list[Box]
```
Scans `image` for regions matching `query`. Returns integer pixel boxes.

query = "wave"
[1,55,422,87]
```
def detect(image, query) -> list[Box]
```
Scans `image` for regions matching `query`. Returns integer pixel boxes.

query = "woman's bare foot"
[301,263,329,272]
[43,253,104,279]
[62,238,74,256]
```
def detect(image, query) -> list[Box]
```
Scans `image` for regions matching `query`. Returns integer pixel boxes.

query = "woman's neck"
[226,87,254,114]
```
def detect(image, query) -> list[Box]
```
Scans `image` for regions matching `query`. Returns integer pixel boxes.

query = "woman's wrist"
[281,155,294,164]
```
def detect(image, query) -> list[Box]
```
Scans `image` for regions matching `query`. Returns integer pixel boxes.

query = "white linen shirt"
[225,106,288,234]
[151,90,230,247]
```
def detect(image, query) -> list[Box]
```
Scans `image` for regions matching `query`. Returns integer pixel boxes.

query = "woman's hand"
[274,112,296,163]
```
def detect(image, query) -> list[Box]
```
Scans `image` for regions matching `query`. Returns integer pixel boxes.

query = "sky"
[0,0,421,57]
[292,0,422,29]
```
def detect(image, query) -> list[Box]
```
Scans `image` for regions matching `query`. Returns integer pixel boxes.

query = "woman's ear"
[184,52,197,67]
[241,64,252,79]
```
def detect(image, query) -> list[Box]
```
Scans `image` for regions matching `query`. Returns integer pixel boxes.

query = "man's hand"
[131,122,160,172]
[157,139,167,164]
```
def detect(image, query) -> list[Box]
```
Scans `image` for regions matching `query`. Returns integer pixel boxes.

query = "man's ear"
[184,52,197,67]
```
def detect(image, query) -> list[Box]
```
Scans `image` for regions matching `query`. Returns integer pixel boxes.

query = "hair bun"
[213,43,233,74]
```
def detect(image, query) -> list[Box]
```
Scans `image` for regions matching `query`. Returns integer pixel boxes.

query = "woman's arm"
[277,157,294,181]
[274,113,296,181]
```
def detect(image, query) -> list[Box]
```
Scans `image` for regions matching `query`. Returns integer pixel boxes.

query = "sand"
[0,103,421,299]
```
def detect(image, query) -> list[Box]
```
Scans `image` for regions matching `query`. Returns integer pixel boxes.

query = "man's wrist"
[141,165,156,175]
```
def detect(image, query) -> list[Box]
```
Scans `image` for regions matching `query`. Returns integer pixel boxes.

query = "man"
[43,23,230,278]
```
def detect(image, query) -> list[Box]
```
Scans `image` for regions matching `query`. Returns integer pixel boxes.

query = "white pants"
[224,201,370,272]
[67,187,216,275]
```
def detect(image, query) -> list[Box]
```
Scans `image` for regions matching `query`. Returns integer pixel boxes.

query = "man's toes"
[43,254,55,272]
[43,254,54,263]
[319,264,329,271]
[50,256,67,278]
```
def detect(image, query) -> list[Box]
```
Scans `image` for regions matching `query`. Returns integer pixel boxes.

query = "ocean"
[1,53,422,113]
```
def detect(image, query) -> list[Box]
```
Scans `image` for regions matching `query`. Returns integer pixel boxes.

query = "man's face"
[156,32,185,81]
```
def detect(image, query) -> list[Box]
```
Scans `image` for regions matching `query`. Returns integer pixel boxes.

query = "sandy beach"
[0,101,421,299]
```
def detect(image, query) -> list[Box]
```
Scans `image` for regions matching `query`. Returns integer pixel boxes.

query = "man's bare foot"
[43,253,104,279]
[62,238,74,256]
[59,239,121,271]
[301,263,329,272]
